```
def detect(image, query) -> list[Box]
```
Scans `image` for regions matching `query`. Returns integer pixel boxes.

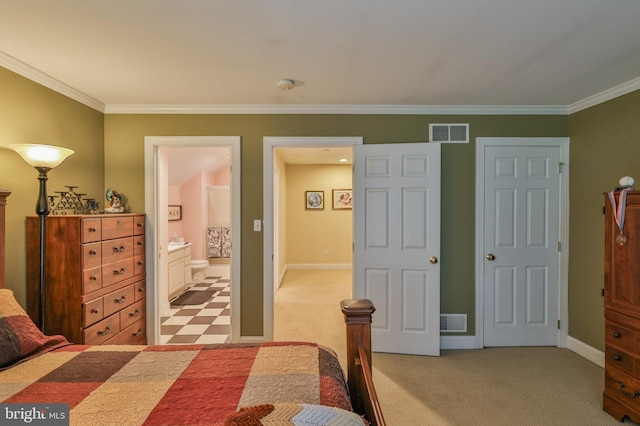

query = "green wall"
[104,114,567,337]
[5,61,634,351]
[0,67,104,307]
[568,90,640,350]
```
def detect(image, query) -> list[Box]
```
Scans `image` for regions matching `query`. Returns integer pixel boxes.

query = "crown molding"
[3,49,637,116]
[568,76,640,114]
[0,51,105,112]
[103,103,568,115]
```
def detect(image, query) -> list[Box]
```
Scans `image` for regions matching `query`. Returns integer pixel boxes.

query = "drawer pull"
[617,381,640,399]
[89,249,97,255]
[129,308,140,318]
[97,325,112,336]
[90,275,97,281]
[113,245,126,253]
[138,287,144,293]
[89,227,97,233]
[113,267,126,276]
[137,261,144,266]
[133,329,144,337]
[614,332,621,338]
[137,240,144,246]
[91,308,99,314]
[614,355,622,361]
[137,223,143,228]
[114,295,127,304]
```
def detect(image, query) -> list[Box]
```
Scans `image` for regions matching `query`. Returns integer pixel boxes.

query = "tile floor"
[160,271,231,344]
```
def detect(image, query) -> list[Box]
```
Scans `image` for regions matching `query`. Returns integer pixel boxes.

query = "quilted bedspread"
[0,342,358,425]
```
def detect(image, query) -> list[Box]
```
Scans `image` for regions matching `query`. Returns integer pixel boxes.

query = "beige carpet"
[274,269,627,425]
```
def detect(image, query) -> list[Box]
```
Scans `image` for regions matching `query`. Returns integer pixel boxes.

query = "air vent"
[429,123,469,143]
[440,314,467,332]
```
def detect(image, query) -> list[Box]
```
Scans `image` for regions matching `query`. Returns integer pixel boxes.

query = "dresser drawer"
[82,242,102,269]
[105,319,146,345]
[102,258,134,287]
[606,366,640,412]
[606,321,636,353]
[134,235,145,256]
[102,216,134,240]
[120,299,145,329]
[101,236,134,264]
[83,297,104,327]
[82,218,102,243]
[103,284,135,317]
[134,255,145,276]
[134,279,146,302]
[134,216,145,236]
[82,266,102,294]
[83,314,121,345]
[606,344,635,376]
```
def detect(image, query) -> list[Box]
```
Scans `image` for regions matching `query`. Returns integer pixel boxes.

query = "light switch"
[253,220,262,232]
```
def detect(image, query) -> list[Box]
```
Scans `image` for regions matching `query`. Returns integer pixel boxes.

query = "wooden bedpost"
[342,299,384,426]
[0,189,10,289]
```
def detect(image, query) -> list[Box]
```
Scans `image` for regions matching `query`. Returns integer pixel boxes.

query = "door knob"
[486,253,496,261]
[429,256,438,264]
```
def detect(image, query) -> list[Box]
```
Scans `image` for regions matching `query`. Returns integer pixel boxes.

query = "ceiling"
[2,1,640,113]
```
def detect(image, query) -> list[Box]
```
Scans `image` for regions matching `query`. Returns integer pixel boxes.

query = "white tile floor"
[160,268,231,344]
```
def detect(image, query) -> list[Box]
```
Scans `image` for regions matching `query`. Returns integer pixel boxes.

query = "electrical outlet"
[253,220,261,232]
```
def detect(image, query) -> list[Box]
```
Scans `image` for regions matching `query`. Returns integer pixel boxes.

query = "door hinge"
[557,242,561,251]
[558,162,565,173]
[557,319,561,329]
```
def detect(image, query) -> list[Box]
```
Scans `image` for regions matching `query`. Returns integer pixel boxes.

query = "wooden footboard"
[0,190,10,289]
[341,299,385,426]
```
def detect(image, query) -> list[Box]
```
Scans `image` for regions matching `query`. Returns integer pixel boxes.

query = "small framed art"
[332,189,352,210]
[168,205,182,221]
[305,191,324,210]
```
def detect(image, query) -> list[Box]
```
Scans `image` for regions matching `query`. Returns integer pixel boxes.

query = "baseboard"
[439,335,605,368]
[239,336,264,342]
[567,335,604,368]
[441,335,477,350]
[286,263,352,270]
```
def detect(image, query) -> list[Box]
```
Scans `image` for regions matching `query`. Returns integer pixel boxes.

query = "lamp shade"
[10,144,74,169]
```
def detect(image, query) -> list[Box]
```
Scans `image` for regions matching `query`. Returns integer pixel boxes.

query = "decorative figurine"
[105,187,124,213]
[86,199,100,214]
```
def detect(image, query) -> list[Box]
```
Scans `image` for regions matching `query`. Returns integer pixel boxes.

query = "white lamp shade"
[10,144,74,169]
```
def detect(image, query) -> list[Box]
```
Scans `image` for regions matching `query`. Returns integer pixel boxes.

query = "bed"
[0,189,384,426]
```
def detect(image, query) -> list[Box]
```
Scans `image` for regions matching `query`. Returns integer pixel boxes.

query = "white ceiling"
[166,146,230,186]
[2,0,640,113]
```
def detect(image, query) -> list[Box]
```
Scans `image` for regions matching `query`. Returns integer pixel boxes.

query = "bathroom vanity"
[168,242,192,300]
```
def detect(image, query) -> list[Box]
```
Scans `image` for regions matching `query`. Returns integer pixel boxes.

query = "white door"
[481,141,561,346]
[354,142,441,356]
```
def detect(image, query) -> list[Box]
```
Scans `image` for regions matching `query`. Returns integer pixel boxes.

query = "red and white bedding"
[1,343,366,425]
[0,289,365,425]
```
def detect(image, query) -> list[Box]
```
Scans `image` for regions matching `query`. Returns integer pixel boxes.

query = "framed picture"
[168,205,182,221]
[305,191,324,210]
[332,189,353,210]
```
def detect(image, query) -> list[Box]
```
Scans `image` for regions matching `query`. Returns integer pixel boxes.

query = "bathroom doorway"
[144,136,241,345]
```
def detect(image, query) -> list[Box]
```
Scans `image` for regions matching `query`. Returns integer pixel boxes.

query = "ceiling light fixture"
[339,158,348,163]
[277,79,295,90]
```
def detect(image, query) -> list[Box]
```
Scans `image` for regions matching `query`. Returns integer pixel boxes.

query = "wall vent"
[440,314,467,332]
[429,123,469,143]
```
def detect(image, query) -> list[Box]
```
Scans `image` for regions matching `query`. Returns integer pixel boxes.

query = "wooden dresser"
[604,192,640,422]
[26,214,147,345]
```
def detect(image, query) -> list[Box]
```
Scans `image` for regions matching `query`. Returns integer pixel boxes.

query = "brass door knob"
[429,256,438,264]
[486,253,496,261]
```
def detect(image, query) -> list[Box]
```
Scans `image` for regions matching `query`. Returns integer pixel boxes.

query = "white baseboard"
[441,335,477,350]
[439,335,604,368]
[567,335,604,368]
[240,336,264,342]
[286,263,352,270]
